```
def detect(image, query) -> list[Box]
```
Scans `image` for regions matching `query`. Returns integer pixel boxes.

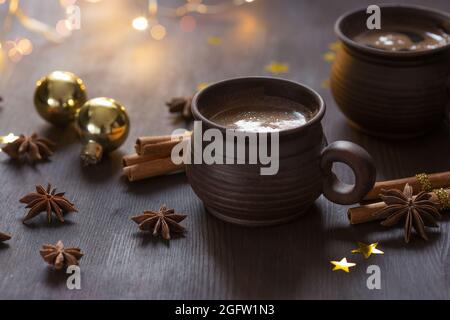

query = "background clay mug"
[186,77,377,226]
[331,5,450,139]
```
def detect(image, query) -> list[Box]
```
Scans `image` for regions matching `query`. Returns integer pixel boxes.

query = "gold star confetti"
[330,258,356,273]
[329,41,342,52]
[196,82,210,91]
[0,133,19,144]
[0,133,19,153]
[265,62,289,74]
[323,52,336,63]
[207,36,222,46]
[321,79,330,89]
[351,242,384,259]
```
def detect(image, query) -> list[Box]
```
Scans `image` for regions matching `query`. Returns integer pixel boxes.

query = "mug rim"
[191,76,326,136]
[335,4,450,58]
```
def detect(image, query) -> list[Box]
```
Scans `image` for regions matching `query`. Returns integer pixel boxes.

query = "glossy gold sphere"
[76,97,130,165]
[34,71,87,126]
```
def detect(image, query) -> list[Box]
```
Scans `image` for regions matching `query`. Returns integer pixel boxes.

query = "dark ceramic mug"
[186,77,376,226]
[331,5,450,139]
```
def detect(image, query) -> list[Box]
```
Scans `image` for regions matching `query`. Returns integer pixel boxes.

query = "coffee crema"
[355,24,450,52]
[210,102,313,132]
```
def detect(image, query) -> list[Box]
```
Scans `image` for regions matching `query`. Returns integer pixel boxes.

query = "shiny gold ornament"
[76,97,130,166]
[351,242,384,259]
[34,71,87,126]
[330,258,356,273]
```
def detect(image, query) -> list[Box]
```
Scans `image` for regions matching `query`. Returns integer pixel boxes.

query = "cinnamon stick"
[135,132,191,156]
[349,189,450,225]
[363,171,450,202]
[123,157,185,182]
[122,153,164,167]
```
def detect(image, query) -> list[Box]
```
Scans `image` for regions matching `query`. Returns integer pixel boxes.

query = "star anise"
[131,205,187,240]
[20,184,77,224]
[166,96,193,120]
[373,184,441,243]
[1,133,56,162]
[40,240,83,270]
[0,232,11,242]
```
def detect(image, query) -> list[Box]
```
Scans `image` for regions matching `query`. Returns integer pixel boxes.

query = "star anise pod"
[373,184,441,243]
[1,133,56,162]
[40,240,83,270]
[166,96,193,120]
[131,205,187,240]
[0,232,11,242]
[20,184,77,224]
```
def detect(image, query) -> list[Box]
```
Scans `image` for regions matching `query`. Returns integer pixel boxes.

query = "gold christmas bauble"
[34,71,87,126]
[76,97,130,165]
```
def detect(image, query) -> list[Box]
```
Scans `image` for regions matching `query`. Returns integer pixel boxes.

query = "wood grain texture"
[1,0,450,299]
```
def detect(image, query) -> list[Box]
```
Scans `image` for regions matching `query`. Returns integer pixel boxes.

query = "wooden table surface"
[1,0,450,300]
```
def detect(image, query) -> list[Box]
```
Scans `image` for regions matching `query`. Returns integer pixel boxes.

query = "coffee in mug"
[209,97,314,132]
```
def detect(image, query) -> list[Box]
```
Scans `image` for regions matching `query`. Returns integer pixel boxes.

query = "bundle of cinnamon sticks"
[122,132,191,182]
[348,171,450,225]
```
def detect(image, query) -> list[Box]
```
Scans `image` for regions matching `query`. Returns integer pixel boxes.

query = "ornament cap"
[81,140,103,166]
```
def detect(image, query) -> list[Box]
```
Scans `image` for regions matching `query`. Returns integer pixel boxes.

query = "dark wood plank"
[0,0,450,299]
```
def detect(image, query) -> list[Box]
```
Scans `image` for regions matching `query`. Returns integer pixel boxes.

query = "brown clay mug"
[186,77,376,226]
[331,5,450,139]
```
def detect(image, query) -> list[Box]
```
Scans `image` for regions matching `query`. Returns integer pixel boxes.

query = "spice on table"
[124,158,185,182]
[134,132,190,157]
[0,232,11,242]
[20,184,77,223]
[373,184,441,243]
[40,240,83,270]
[122,132,191,182]
[348,186,449,225]
[166,96,193,120]
[131,205,187,240]
[362,171,450,202]
[1,133,56,162]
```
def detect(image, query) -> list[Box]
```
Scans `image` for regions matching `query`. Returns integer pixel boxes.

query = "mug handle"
[320,141,376,205]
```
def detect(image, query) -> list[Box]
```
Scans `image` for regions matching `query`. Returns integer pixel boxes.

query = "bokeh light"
[59,0,77,7]
[150,24,166,40]
[56,19,72,36]
[7,47,22,63]
[17,38,33,55]
[179,15,196,32]
[132,16,149,31]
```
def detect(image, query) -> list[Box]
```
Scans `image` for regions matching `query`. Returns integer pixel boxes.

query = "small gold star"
[323,52,336,63]
[265,62,289,74]
[352,242,384,259]
[196,82,210,91]
[0,133,19,144]
[330,258,356,273]
[321,79,330,89]
[329,41,342,52]
[207,36,222,46]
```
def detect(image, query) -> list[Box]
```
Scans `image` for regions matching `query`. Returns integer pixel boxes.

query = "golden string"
[4,0,64,43]
[149,0,253,18]
[415,173,433,192]
[433,188,450,210]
